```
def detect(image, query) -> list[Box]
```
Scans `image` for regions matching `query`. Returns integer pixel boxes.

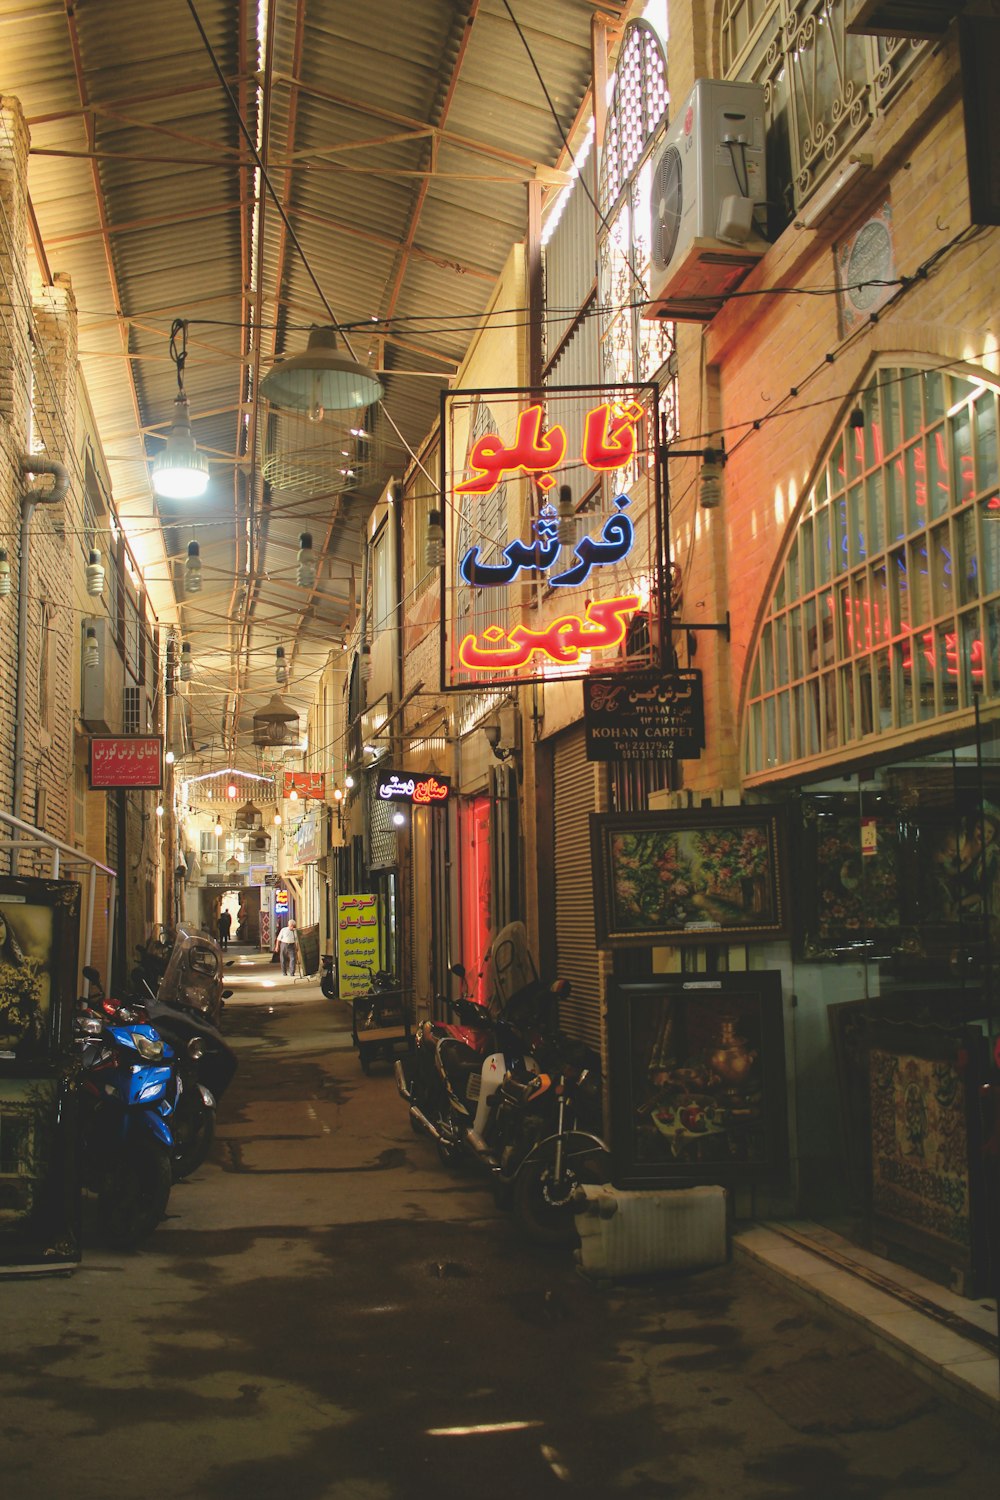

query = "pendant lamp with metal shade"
[259,327,383,417]
[152,320,211,501]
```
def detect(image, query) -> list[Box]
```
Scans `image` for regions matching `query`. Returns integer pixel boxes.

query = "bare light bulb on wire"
[296,533,315,589]
[86,548,105,597]
[184,540,202,594]
[425,509,444,568]
[275,645,287,685]
[308,402,325,424]
[179,641,192,681]
[84,626,99,669]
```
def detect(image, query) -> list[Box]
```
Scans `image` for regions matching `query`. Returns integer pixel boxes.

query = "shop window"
[744,366,1000,777]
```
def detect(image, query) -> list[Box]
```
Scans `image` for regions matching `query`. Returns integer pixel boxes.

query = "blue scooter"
[74,966,178,1249]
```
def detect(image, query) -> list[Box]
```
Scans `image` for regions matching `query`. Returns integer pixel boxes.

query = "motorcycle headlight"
[133,1032,164,1061]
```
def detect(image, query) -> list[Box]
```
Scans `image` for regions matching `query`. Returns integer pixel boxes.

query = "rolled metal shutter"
[553,724,602,1051]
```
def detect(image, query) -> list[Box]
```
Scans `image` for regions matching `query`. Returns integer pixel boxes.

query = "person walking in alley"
[217,909,232,950]
[275,919,298,976]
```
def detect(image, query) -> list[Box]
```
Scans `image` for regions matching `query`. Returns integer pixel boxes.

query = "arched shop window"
[743,365,1000,779]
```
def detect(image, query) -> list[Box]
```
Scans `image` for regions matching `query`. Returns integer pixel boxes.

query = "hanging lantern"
[252,693,299,747]
[235,799,263,831]
[225,855,240,874]
[251,832,271,852]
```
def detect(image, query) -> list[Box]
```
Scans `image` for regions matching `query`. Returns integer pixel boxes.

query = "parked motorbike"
[129,968,237,1181]
[404,960,556,1169]
[394,961,494,1145]
[320,954,337,1000]
[73,967,177,1248]
[490,1055,610,1245]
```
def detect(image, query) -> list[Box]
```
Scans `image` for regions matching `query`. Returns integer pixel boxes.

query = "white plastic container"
[574,1183,729,1278]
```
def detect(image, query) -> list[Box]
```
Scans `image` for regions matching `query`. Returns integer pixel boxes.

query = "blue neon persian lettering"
[457,496,634,588]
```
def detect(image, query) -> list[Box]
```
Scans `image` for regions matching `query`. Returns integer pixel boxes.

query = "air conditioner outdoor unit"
[644,78,768,323]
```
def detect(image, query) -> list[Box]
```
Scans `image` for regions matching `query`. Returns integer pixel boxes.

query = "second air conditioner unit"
[644,78,768,323]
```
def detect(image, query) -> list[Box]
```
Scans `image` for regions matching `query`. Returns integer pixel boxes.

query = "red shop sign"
[89,735,164,789]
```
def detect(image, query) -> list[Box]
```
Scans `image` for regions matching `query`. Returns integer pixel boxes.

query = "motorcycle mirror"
[82,965,101,984]
[222,988,233,998]
[450,963,466,980]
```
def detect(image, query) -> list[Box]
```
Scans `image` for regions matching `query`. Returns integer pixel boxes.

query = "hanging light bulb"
[152,319,211,499]
[165,749,175,765]
[0,548,10,598]
[308,401,325,424]
[84,626,99,669]
[557,485,576,546]
[275,645,287,685]
[227,781,238,800]
[392,810,405,828]
[296,532,315,589]
[360,642,371,681]
[214,819,223,838]
[345,774,354,789]
[425,509,444,568]
[184,540,202,594]
[179,641,192,681]
[333,786,343,803]
[155,803,164,819]
[289,784,299,802]
[273,810,282,826]
[86,548,105,597]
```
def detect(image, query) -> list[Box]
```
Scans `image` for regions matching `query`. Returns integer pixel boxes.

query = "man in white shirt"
[275,919,298,976]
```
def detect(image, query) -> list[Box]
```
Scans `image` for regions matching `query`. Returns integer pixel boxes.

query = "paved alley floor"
[2,954,998,1499]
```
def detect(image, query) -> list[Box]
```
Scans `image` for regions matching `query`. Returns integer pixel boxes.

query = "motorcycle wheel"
[359,1044,372,1075]
[97,1135,172,1249]
[171,1096,216,1181]
[513,1146,611,1247]
[320,974,337,1000]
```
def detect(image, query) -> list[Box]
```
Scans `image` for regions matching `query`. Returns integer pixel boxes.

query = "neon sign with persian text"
[376,771,451,805]
[443,384,661,688]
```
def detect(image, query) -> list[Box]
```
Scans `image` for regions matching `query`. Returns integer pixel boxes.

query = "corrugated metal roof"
[1,0,625,759]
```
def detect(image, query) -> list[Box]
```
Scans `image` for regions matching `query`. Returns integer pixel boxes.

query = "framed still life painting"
[608,973,789,1189]
[590,806,789,949]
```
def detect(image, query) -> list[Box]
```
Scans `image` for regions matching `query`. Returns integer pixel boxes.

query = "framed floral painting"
[589,807,789,948]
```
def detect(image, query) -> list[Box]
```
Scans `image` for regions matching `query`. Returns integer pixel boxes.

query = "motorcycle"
[489,1050,610,1245]
[394,961,495,1148]
[320,953,337,1000]
[73,967,177,1248]
[128,968,237,1181]
[153,924,228,1026]
[405,956,556,1170]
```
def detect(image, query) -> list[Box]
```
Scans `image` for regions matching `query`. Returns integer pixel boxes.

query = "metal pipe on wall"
[12,455,70,869]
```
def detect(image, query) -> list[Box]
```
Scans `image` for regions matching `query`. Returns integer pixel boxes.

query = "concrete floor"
[2,951,998,1499]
